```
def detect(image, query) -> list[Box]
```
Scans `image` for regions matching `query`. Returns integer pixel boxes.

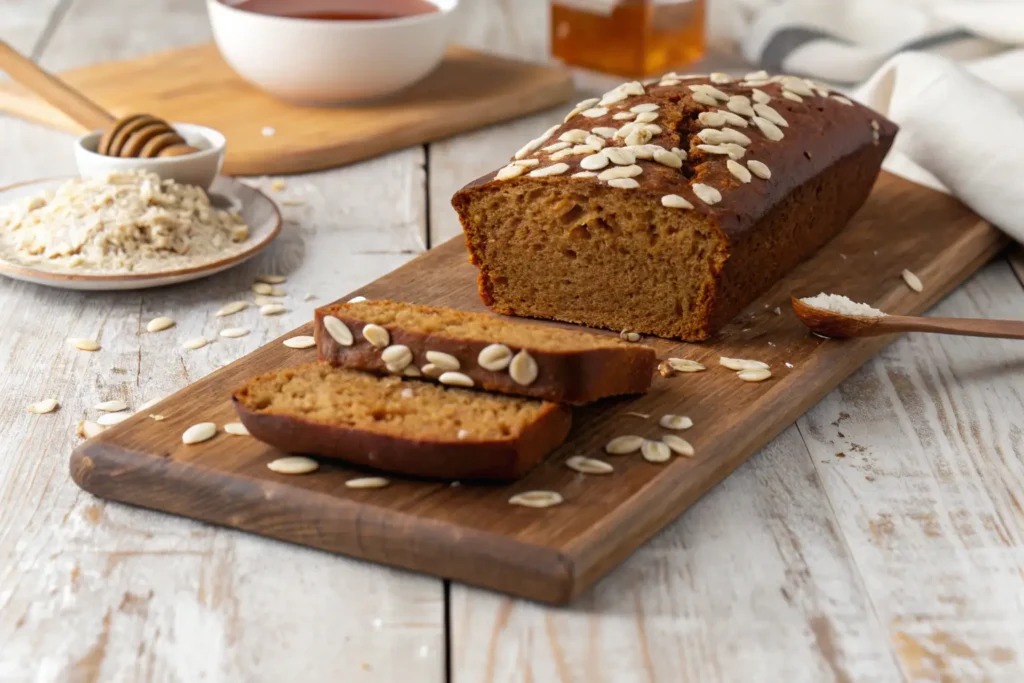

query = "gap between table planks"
[69,171,1005,605]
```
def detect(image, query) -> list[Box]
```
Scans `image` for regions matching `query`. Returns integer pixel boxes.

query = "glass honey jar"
[551,0,706,79]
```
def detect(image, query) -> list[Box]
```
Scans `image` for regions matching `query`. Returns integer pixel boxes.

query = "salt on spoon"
[792,293,1024,340]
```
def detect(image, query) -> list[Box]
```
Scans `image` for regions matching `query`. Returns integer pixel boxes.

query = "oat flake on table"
[0,171,250,273]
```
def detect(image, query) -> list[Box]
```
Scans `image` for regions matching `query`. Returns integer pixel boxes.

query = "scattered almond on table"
[27,399,58,414]
[183,337,209,350]
[216,301,249,317]
[146,317,175,333]
[68,338,100,352]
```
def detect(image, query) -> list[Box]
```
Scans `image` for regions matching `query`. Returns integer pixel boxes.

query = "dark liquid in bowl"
[226,0,439,20]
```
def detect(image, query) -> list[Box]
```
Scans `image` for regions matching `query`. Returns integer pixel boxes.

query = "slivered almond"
[259,304,287,316]
[255,274,287,284]
[902,269,923,292]
[509,350,538,385]
[252,282,273,295]
[747,160,771,179]
[68,338,100,352]
[182,422,217,444]
[220,327,250,338]
[381,345,413,372]
[224,422,250,436]
[659,414,693,430]
[425,350,460,371]
[478,344,513,371]
[720,357,769,371]
[692,183,722,205]
[738,368,773,382]
[97,412,130,426]
[641,439,672,463]
[146,317,175,333]
[509,491,563,508]
[76,420,104,439]
[94,399,128,412]
[269,456,319,475]
[215,301,249,317]
[183,337,209,350]
[439,371,474,387]
[667,358,706,373]
[283,335,315,349]
[323,316,353,346]
[753,116,785,141]
[663,434,695,457]
[605,435,644,454]
[566,456,614,475]
[27,399,58,414]
[346,476,390,489]
[362,324,390,348]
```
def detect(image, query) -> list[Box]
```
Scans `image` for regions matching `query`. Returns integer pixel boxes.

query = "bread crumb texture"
[235,363,556,442]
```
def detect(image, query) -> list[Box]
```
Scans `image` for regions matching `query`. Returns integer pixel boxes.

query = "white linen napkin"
[710,0,1024,241]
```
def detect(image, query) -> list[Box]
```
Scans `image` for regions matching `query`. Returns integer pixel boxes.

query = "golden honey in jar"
[551,0,706,79]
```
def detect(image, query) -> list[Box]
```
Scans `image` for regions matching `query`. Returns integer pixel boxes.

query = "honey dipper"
[0,40,198,158]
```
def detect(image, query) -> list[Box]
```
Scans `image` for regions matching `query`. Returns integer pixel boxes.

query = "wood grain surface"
[69,171,1005,604]
[7,0,1024,680]
[0,42,574,175]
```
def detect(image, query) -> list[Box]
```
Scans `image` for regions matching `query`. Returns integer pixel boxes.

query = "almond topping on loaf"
[454,73,896,340]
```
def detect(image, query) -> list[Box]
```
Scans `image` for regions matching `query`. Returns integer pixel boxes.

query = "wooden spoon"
[0,39,114,131]
[791,297,1024,340]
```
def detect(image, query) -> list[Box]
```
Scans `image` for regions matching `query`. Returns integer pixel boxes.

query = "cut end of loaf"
[455,179,728,340]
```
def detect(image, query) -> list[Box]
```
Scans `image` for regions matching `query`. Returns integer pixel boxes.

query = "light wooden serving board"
[70,173,1004,604]
[0,43,574,176]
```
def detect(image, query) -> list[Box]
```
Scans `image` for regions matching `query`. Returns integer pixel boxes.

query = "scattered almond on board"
[268,456,319,475]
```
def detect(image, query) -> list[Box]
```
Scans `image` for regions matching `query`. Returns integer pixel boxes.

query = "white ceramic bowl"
[75,123,226,190]
[207,0,458,104]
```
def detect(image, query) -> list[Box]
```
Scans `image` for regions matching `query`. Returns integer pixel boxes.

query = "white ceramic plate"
[0,176,281,291]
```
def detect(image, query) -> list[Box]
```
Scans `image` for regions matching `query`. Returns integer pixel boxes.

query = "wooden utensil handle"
[881,315,1024,340]
[0,40,114,131]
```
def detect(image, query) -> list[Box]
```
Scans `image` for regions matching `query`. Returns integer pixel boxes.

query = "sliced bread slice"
[314,300,656,404]
[232,362,572,480]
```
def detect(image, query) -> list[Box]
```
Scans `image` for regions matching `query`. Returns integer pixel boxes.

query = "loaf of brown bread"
[232,363,572,480]
[315,299,656,404]
[451,71,897,341]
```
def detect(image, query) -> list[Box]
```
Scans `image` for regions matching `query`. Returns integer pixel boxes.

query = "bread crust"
[314,304,657,404]
[451,75,899,341]
[232,393,572,481]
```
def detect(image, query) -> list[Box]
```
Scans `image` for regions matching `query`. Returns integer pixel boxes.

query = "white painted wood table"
[3,2,1024,681]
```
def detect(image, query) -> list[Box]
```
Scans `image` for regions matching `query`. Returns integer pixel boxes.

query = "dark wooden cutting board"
[70,172,1004,604]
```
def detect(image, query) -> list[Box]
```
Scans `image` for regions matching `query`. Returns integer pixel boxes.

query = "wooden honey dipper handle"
[0,39,115,131]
